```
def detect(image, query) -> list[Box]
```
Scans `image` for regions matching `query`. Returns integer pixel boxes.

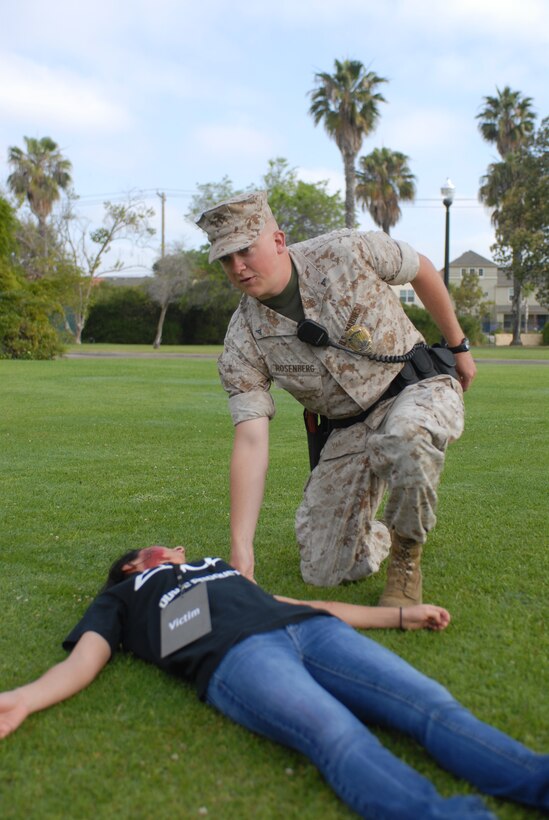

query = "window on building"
[508,288,514,302]
[399,289,415,304]
[469,268,475,274]
[478,268,484,277]
[461,268,466,275]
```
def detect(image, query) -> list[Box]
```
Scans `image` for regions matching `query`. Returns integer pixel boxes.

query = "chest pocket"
[259,336,324,405]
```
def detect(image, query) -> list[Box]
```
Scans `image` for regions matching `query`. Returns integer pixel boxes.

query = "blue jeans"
[206,616,548,819]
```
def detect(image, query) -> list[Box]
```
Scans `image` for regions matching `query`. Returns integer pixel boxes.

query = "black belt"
[328,344,457,430]
[303,345,457,470]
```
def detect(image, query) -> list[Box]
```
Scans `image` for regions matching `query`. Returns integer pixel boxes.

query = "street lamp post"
[440,178,455,290]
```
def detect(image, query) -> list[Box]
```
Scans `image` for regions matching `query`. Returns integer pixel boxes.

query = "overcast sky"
[1,0,547,275]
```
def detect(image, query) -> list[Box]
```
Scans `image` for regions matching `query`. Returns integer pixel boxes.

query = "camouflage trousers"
[295,376,465,587]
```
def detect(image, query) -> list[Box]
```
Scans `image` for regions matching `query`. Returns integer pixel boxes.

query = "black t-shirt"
[63,558,326,698]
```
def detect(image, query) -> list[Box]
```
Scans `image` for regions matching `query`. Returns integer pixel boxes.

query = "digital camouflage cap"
[196,190,274,263]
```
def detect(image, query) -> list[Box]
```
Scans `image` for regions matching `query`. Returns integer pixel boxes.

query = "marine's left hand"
[455,351,476,391]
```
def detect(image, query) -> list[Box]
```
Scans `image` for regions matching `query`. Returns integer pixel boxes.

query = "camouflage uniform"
[218,229,464,586]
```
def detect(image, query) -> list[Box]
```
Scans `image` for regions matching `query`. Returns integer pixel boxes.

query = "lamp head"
[441,178,455,206]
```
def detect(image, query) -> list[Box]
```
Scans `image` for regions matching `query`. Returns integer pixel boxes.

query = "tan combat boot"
[378,532,423,607]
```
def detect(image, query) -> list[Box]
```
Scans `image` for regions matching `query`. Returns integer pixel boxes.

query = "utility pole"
[156,192,166,257]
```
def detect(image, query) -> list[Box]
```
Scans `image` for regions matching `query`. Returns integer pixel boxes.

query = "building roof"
[449,250,495,268]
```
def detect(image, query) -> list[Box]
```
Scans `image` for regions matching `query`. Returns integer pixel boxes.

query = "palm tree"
[477,88,537,345]
[309,59,387,228]
[355,148,416,235]
[476,86,536,158]
[7,136,72,237]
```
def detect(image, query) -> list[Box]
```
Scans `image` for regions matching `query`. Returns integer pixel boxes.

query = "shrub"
[403,304,484,346]
[402,304,440,344]
[456,314,483,345]
[83,285,175,344]
[0,262,64,359]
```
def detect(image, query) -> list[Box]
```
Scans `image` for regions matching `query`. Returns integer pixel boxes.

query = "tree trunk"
[74,316,84,344]
[153,304,168,349]
[510,275,523,346]
[343,149,357,229]
[73,278,95,345]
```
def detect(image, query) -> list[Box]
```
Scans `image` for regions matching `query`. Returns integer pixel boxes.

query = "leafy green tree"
[263,158,345,244]
[188,176,247,220]
[449,272,492,342]
[0,195,64,359]
[10,212,75,284]
[189,159,346,245]
[184,246,241,329]
[308,59,387,228]
[477,88,539,345]
[355,148,416,234]
[187,160,347,339]
[450,271,492,319]
[476,86,536,159]
[480,117,548,343]
[7,137,72,241]
[0,260,64,359]
[60,194,155,343]
[0,195,17,259]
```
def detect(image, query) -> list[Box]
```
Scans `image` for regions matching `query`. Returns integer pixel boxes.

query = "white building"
[394,250,547,333]
[447,251,547,333]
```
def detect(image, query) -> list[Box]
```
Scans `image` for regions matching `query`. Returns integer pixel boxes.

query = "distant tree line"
[1,66,546,358]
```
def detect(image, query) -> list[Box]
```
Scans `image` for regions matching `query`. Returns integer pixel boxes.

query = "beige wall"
[494,332,543,346]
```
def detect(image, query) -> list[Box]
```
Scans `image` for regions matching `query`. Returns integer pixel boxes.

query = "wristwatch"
[448,337,470,354]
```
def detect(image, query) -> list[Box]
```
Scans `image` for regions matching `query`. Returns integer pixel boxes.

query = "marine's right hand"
[230,545,256,583]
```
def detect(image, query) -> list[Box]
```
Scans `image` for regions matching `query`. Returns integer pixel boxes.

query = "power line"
[76,188,195,200]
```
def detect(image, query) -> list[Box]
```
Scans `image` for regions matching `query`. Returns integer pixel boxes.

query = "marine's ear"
[273,228,287,253]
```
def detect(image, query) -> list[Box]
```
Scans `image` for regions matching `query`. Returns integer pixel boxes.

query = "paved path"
[64,351,549,364]
[65,351,219,359]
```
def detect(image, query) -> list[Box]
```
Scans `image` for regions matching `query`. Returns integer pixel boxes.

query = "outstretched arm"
[274,596,450,632]
[230,417,269,581]
[0,631,111,740]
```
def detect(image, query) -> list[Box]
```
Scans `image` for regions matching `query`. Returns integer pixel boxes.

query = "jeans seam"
[426,708,543,774]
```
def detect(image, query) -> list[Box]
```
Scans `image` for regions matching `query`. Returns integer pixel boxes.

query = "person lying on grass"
[1,545,547,820]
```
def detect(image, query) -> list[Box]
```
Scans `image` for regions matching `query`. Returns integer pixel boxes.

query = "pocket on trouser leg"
[296,431,389,586]
[412,377,465,447]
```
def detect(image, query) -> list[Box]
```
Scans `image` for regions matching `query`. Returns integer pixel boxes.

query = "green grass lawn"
[473,345,549,360]
[1,354,548,819]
